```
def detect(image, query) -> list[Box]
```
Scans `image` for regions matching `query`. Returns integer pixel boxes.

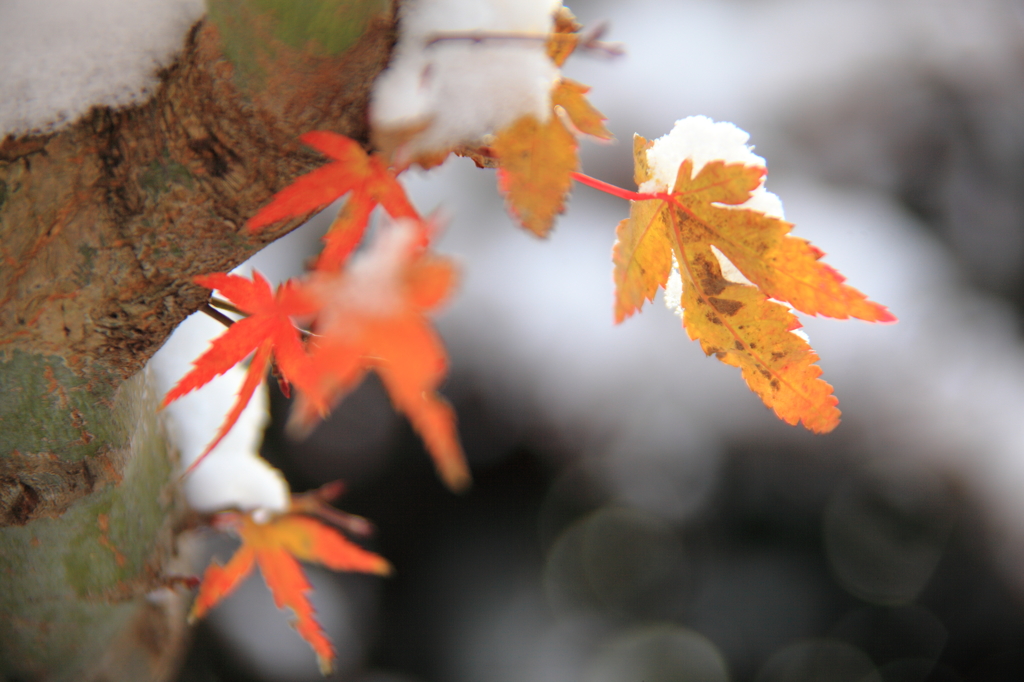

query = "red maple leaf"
[189,508,391,675]
[162,271,320,472]
[247,131,420,271]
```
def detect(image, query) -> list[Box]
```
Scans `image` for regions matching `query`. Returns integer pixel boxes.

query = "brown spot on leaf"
[693,252,728,296]
[707,297,744,316]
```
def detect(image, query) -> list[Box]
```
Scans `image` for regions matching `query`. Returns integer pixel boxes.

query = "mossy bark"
[0,2,395,679]
[0,364,186,681]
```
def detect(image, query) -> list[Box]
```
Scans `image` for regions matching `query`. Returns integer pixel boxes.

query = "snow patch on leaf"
[640,115,784,219]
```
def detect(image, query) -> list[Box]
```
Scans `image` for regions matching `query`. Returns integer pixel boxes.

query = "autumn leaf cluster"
[167,7,892,674]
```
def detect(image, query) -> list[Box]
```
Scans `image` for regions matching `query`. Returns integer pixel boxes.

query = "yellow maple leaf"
[492,78,611,237]
[492,112,579,237]
[603,134,895,432]
[546,6,582,67]
[552,78,613,140]
[676,246,840,432]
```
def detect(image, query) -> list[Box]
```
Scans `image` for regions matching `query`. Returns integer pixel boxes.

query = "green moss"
[207,0,388,90]
[0,369,176,680]
[139,152,194,198]
[74,245,98,286]
[0,351,120,461]
[252,0,387,55]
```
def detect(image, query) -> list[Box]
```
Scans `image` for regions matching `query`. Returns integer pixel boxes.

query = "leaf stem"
[570,172,671,203]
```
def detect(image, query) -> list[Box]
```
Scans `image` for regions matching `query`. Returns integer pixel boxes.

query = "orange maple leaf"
[584,134,894,432]
[189,509,391,675]
[288,218,470,491]
[162,271,320,472]
[247,131,419,272]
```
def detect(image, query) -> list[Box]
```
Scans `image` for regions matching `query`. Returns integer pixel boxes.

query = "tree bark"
[0,2,394,679]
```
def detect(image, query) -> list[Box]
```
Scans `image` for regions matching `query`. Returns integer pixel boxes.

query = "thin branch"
[425,26,624,59]
[426,30,547,47]
[209,296,245,316]
[200,303,235,329]
[577,22,626,58]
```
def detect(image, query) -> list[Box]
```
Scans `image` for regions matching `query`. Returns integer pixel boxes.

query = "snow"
[0,0,204,139]
[148,309,290,515]
[640,116,784,219]
[370,0,562,158]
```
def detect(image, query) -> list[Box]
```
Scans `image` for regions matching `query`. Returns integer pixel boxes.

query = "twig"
[208,296,245,317]
[200,303,235,329]
[425,27,624,59]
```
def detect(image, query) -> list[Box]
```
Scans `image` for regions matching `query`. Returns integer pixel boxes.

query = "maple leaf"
[492,113,578,237]
[189,509,391,675]
[492,79,611,237]
[675,246,841,432]
[610,137,677,323]
[551,79,613,141]
[547,6,583,67]
[595,133,894,432]
[288,218,470,492]
[247,131,419,272]
[162,271,320,472]
[487,10,612,238]
[618,134,895,322]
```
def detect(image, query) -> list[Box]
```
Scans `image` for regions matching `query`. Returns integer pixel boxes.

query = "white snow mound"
[0,0,204,139]
[371,0,562,156]
[641,115,784,219]
[149,310,290,515]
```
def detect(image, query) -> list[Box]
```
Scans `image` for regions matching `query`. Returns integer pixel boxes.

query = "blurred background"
[177,0,1024,680]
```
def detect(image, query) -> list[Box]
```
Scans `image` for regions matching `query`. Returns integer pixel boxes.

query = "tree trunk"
[0,2,394,678]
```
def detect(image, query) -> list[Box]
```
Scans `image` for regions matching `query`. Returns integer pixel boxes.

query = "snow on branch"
[371,0,562,156]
